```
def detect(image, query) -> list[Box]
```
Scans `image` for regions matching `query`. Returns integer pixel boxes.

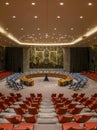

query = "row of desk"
[20,73,73,86]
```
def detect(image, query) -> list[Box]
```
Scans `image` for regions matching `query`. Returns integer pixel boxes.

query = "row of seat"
[72,93,97,113]
[69,73,88,91]
[0,93,22,113]
[51,93,97,130]
[0,71,12,79]
[6,73,23,90]
[81,71,97,81]
[0,123,34,130]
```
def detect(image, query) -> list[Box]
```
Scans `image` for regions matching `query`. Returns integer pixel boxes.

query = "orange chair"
[58,115,73,123]
[88,102,97,110]
[0,100,8,110]
[23,100,31,106]
[55,103,64,109]
[51,93,56,98]
[56,107,67,115]
[13,123,34,130]
[66,127,86,130]
[28,107,38,115]
[37,93,42,98]
[14,106,26,115]
[69,106,83,115]
[58,93,64,98]
[16,93,22,98]
[19,103,28,110]
[30,93,36,98]
[23,115,37,123]
[62,122,80,130]
[84,122,97,130]
[5,115,22,124]
[74,114,93,123]
[72,93,78,98]
[0,123,14,130]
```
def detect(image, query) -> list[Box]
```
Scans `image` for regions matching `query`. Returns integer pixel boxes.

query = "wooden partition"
[20,73,73,86]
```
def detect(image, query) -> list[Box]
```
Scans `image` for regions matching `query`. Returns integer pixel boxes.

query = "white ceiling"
[0,0,97,46]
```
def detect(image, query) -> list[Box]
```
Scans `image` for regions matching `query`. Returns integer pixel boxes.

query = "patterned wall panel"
[29,47,63,68]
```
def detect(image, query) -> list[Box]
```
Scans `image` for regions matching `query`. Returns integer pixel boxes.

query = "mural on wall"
[29,47,63,68]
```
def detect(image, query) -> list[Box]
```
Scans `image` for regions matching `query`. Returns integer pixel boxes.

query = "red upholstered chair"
[88,102,97,110]
[0,123,14,130]
[13,123,34,130]
[37,93,42,98]
[0,100,8,110]
[56,107,67,115]
[62,122,80,130]
[19,103,28,110]
[31,102,39,109]
[23,115,37,123]
[14,106,26,115]
[74,114,93,123]
[95,108,97,113]
[72,93,78,98]
[58,115,73,123]
[84,122,97,130]
[26,97,33,103]
[51,93,56,98]
[66,127,86,130]
[69,106,83,115]
[55,103,64,109]
[5,115,22,124]
[58,93,64,98]
[66,103,76,109]
[23,100,31,106]
[4,98,13,106]
[28,107,38,115]
[16,93,22,98]
[30,93,36,98]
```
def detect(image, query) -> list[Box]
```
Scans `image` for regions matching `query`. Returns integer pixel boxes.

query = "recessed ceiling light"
[59,2,64,6]
[88,2,92,6]
[34,16,38,19]
[37,28,40,30]
[32,2,36,5]
[57,16,61,19]
[80,16,83,19]
[5,2,9,5]
[12,16,16,19]
[70,28,74,30]
[21,28,24,30]
[54,28,56,30]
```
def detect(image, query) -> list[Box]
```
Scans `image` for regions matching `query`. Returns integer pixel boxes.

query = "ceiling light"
[88,2,92,6]
[5,2,9,5]
[54,28,56,30]
[80,16,83,19]
[34,16,38,19]
[57,16,61,19]
[59,2,64,5]
[32,2,36,5]
[70,28,74,30]
[37,28,40,30]
[21,28,24,30]
[12,16,16,19]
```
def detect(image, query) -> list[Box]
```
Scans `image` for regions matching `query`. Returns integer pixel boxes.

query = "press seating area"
[81,71,97,81]
[0,71,12,80]
[69,73,88,91]
[6,73,24,90]
[51,93,97,130]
